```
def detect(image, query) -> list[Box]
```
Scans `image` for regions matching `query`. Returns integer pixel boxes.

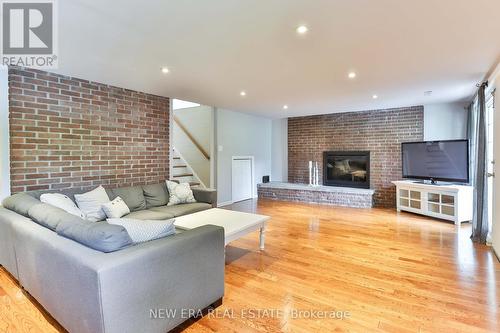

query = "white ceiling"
[56,0,500,118]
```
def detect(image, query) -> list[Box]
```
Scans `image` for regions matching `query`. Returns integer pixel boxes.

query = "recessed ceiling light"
[283,105,289,110]
[296,25,308,34]
[372,94,378,99]
[161,67,169,74]
[348,72,356,79]
[240,91,246,97]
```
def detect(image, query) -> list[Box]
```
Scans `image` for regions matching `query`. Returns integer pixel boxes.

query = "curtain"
[469,82,489,243]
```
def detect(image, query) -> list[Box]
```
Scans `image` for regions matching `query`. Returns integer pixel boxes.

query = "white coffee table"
[174,208,270,250]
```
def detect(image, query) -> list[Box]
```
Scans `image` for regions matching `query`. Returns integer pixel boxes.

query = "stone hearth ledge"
[257,182,375,208]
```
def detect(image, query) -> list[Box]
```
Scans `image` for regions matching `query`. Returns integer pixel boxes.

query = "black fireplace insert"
[323,151,370,189]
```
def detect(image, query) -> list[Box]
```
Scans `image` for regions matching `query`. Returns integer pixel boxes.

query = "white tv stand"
[392,180,473,225]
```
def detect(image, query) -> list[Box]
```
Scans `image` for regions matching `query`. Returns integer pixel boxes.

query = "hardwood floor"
[0,269,66,333]
[1,199,499,332]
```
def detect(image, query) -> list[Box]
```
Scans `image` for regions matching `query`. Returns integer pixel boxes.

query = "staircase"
[171,148,203,188]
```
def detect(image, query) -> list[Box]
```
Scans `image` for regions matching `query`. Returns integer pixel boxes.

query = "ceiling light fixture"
[424,90,433,96]
[296,25,308,34]
[348,72,356,79]
[240,91,246,97]
[283,105,289,110]
[161,67,169,74]
[372,94,378,99]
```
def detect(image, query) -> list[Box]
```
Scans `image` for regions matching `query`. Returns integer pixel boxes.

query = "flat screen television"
[401,140,469,183]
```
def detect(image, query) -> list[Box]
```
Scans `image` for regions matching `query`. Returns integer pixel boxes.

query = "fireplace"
[323,151,370,189]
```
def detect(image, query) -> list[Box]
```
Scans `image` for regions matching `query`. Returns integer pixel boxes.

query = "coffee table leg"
[259,225,266,250]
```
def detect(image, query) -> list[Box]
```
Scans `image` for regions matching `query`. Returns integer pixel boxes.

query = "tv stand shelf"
[392,180,473,225]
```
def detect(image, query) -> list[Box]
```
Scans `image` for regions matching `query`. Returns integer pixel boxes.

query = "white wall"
[174,105,212,153]
[216,109,272,205]
[0,67,10,201]
[424,102,468,141]
[173,105,213,186]
[271,118,288,182]
[490,65,500,257]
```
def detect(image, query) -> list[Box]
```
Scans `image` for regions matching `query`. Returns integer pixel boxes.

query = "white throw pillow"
[40,193,86,219]
[74,186,110,222]
[107,218,176,243]
[166,181,196,206]
[102,197,130,218]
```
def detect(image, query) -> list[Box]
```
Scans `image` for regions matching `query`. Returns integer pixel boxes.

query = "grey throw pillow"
[107,218,176,243]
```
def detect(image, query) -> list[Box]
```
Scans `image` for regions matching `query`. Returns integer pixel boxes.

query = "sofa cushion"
[56,219,132,253]
[142,183,169,208]
[28,203,80,231]
[27,188,89,201]
[124,209,174,220]
[111,186,146,212]
[149,202,211,217]
[2,193,41,217]
[40,193,86,219]
[191,187,217,207]
[74,186,110,222]
[107,218,175,243]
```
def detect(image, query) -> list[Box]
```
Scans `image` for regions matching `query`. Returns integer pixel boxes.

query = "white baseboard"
[218,196,257,207]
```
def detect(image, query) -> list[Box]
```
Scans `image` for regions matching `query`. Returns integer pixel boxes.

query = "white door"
[232,157,253,202]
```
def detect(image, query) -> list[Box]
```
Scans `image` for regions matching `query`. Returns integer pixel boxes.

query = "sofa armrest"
[0,207,22,279]
[192,188,217,207]
[97,225,225,333]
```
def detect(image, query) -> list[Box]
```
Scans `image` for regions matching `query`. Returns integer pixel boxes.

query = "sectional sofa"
[0,182,225,333]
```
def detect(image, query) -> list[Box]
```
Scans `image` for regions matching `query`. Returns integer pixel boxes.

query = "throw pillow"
[40,193,86,219]
[107,218,176,243]
[74,186,110,222]
[102,196,130,218]
[166,180,196,206]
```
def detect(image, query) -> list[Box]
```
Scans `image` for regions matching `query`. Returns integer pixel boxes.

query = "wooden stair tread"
[173,173,194,177]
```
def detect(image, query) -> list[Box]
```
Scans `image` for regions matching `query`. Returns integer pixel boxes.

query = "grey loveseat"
[0,183,225,333]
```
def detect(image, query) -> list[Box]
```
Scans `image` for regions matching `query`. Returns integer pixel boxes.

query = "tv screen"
[402,140,469,183]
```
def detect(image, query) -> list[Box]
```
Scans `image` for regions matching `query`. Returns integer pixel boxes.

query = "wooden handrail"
[173,115,210,160]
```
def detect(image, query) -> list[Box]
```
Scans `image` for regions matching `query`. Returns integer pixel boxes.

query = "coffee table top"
[174,208,269,243]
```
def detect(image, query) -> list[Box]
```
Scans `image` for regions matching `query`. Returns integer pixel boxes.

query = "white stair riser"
[172,166,190,175]
[172,161,186,168]
[172,176,196,183]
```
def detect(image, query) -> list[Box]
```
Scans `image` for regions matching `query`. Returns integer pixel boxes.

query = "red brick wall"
[8,67,170,193]
[288,106,424,207]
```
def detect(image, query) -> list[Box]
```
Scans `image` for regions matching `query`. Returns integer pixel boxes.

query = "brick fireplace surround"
[8,67,170,194]
[287,106,424,208]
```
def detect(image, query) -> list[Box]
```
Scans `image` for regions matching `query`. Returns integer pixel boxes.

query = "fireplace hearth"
[323,151,370,189]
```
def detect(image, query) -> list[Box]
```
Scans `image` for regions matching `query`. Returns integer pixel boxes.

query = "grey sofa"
[0,183,225,333]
